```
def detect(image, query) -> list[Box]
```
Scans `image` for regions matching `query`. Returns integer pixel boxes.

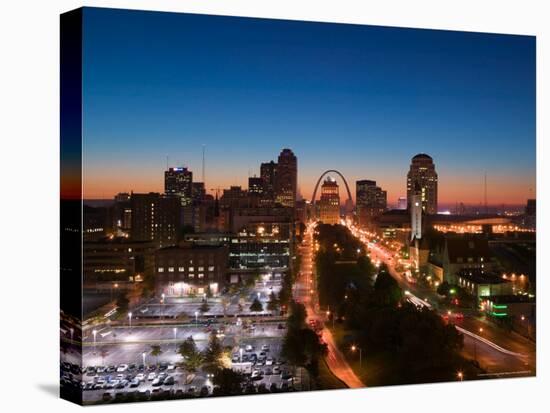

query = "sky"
[82,7,536,206]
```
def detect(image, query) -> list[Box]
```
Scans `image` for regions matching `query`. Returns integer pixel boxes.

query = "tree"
[150,344,163,366]
[374,269,402,307]
[437,281,451,296]
[267,291,279,312]
[178,336,198,360]
[116,293,129,314]
[204,332,223,367]
[199,301,210,313]
[250,298,263,313]
[212,368,245,396]
[286,300,307,331]
[181,351,204,373]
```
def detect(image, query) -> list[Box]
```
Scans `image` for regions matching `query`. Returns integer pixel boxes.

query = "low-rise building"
[456,269,513,300]
[155,242,228,297]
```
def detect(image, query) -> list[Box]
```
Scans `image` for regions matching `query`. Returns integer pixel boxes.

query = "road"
[347,222,535,378]
[294,223,365,388]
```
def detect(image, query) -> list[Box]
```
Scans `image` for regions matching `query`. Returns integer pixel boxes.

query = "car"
[231,355,239,363]
[187,386,197,395]
[129,378,140,388]
[116,373,125,380]
[273,366,281,375]
[167,363,176,371]
[137,389,150,400]
[128,364,137,372]
[148,364,157,371]
[152,377,164,386]
[249,354,257,362]
[255,359,264,366]
[159,362,168,371]
[261,344,270,352]
[147,372,156,381]
[137,364,145,372]
[266,357,273,366]
[135,373,145,381]
[264,368,273,376]
[84,381,95,391]
[163,375,175,385]
[106,365,116,373]
[116,380,129,389]
[93,382,104,390]
[105,380,118,389]
[96,366,106,373]
[116,364,128,372]
[245,345,253,352]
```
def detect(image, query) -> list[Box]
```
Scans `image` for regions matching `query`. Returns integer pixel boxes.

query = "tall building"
[319,177,340,224]
[192,182,206,203]
[406,153,438,215]
[165,167,193,206]
[260,161,277,202]
[131,193,181,248]
[275,148,297,208]
[410,184,423,241]
[248,176,264,196]
[356,180,387,228]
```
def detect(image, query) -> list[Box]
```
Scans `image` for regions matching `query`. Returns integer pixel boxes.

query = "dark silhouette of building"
[275,148,297,208]
[356,179,387,228]
[260,160,277,202]
[131,192,181,248]
[407,153,438,215]
[165,167,193,206]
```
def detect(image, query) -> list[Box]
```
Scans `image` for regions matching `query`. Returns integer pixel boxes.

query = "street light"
[128,311,133,332]
[351,345,363,368]
[142,351,146,367]
[161,293,165,319]
[195,311,199,326]
[239,348,243,363]
[92,329,97,354]
[457,371,463,381]
[173,327,177,352]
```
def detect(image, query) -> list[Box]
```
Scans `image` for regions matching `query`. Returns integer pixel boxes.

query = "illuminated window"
[158,267,164,273]
[178,267,185,272]
[198,266,204,271]
[189,267,194,272]
[208,266,215,271]
[168,267,174,272]
[198,273,204,279]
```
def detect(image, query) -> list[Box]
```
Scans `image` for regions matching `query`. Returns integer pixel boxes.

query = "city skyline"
[81,8,535,205]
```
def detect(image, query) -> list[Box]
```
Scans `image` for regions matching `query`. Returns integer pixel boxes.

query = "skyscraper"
[164,167,193,206]
[260,161,277,202]
[397,197,407,210]
[275,148,297,208]
[406,154,438,215]
[248,176,264,196]
[356,180,387,228]
[410,183,423,241]
[319,177,340,224]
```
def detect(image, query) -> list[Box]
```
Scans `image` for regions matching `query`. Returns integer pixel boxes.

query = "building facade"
[155,243,229,297]
[274,148,297,208]
[319,177,340,224]
[406,153,438,215]
[165,167,193,206]
[356,180,387,228]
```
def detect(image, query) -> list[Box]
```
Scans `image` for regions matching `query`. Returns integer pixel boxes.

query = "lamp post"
[351,345,363,368]
[173,327,177,352]
[92,329,97,355]
[128,311,133,332]
[239,347,243,363]
[142,351,146,368]
[457,371,464,381]
[161,293,165,319]
[195,311,199,326]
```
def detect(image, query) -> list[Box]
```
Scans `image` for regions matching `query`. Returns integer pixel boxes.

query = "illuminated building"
[397,196,407,210]
[356,179,387,228]
[319,177,340,224]
[155,243,228,297]
[410,183,423,241]
[130,192,181,248]
[275,148,297,208]
[260,161,277,202]
[164,166,193,206]
[406,153,438,214]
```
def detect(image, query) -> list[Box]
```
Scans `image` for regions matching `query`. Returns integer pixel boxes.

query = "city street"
[347,222,535,378]
[295,223,364,388]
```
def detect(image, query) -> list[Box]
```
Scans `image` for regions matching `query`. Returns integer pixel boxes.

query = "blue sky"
[82,7,535,205]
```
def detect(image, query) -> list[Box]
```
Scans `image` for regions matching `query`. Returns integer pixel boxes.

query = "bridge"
[311,169,353,205]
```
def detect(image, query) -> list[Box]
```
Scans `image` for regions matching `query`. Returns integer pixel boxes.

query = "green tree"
[286,300,307,331]
[437,281,451,296]
[150,344,163,366]
[250,298,263,313]
[199,301,210,313]
[212,368,245,396]
[267,291,279,312]
[178,336,198,360]
[116,293,129,314]
[204,332,223,367]
[181,351,204,373]
[374,268,402,306]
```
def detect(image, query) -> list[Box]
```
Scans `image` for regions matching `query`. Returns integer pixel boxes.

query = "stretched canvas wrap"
[60,7,536,406]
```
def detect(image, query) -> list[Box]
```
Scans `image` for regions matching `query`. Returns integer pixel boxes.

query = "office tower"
[248,176,264,196]
[410,183,423,241]
[319,177,340,224]
[164,167,193,206]
[130,192,181,248]
[275,148,297,208]
[260,160,277,201]
[356,180,387,228]
[406,153,438,214]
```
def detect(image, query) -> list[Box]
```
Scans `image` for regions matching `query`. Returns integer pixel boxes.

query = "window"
[168,267,174,272]
[198,273,204,279]
[188,267,194,272]
[198,266,204,271]
[158,267,164,273]
[188,273,194,279]
[178,267,185,272]
[208,266,215,271]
